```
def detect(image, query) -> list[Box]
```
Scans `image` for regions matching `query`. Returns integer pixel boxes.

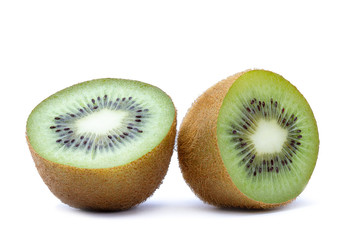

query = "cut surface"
[75,109,129,135]
[217,70,319,204]
[26,78,175,169]
[250,119,288,154]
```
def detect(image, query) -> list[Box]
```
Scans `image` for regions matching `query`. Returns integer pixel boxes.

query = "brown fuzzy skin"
[178,71,292,209]
[27,116,176,211]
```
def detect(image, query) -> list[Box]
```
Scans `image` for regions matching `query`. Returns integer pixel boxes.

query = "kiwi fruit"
[178,69,319,209]
[26,78,176,211]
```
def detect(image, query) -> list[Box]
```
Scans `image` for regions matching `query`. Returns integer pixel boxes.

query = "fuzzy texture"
[178,71,291,209]
[27,116,176,211]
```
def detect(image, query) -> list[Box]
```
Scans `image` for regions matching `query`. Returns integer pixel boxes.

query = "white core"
[75,109,129,135]
[250,119,288,154]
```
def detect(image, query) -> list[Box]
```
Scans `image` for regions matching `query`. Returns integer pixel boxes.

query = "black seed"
[283,118,286,123]
[232,130,237,134]
[55,117,61,120]
[75,144,80,147]
[274,101,278,107]
[56,139,62,143]
[71,139,75,143]
[254,171,257,176]
[135,119,141,122]
[137,129,143,133]
[259,168,262,173]
[297,142,301,145]
[286,122,290,127]
[104,95,108,99]
[239,149,247,155]
[83,141,87,145]
[97,96,101,101]
[70,114,76,117]
[64,140,69,144]
[297,129,301,133]
[136,115,142,118]
[263,160,266,165]
[271,98,273,104]
[80,136,84,139]
[270,167,274,172]
[129,97,132,100]
[271,159,274,165]
[249,158,254,163]
[297,135,302,139]
[137,110,142,112]
[282,108,285,113]
[50,126,56,129]
[123,132,129,136]
[122,98,126,101]
[108,135,112,139]
[127,126,133,130]
[251,99,255,104]
[93,106,98,109]
[262,101,265,107]
[252,155,256,159]
[120,135,125,138]
[68,131,73,134]
[56,129,61,132]
[87,145,91,150]
[289,159,293,163]
[246,164,250,168]
[79,109,84,113]
[64,128,70,131]
[259,101,261,106]
[281,160,285,165]
[239,138,243,142]
[257,105,261,111]
[276,167,279,173]
[92,99,95,104]
[241,142,247,147]
[246,107,251,112]
[294,117,298,122]
[243,125,248,130]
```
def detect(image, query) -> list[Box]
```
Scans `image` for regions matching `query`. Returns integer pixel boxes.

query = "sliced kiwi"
[178,70,319,208]
[26,78,176,211]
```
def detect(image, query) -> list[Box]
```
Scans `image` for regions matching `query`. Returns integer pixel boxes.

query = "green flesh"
[27,79,175,169]
[217,70,319,204]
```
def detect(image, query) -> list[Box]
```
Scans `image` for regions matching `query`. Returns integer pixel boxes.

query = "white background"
[1,0,345,239]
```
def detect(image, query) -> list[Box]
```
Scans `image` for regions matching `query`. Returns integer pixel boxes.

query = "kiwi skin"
[27,114,176,211]
[178,70,294,209]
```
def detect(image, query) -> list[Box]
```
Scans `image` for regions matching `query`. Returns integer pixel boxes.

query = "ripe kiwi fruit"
[178,69,319,209]
[26,78,176,211]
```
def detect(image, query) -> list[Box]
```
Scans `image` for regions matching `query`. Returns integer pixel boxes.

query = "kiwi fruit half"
[178,70,319,209]
[26,78,176,211]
